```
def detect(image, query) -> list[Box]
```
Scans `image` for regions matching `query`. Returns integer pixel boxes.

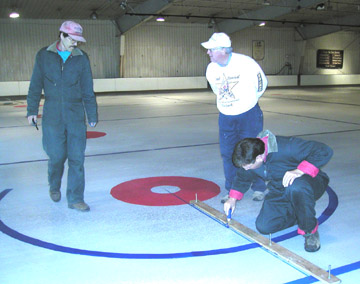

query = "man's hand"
[224,197,237,216]
[282,169,304,187]
[27,115,37,125]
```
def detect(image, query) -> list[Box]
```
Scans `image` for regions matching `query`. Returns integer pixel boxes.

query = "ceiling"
[1,0,360,39]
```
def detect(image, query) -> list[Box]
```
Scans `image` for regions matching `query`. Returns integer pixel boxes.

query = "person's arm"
[80,53,98,127]
[255,65,267,98]
[224,168,253,215]
[282,137,333,187]
[282,168,304,187]
[205,65,219,96]
[27,51,44,124]
[224,197,237,216]
[208,82,219,96]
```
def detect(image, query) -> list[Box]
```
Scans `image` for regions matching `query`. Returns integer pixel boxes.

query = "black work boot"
[49,190,61,202]
[304,231,321,252]
[68,202,90,212]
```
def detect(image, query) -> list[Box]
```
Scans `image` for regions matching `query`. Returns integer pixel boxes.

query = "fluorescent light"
[90,11,98,20]
[120,1,127,10]
[316,3,325,10]
[156,17,165,22]
[259,22,266,26]
[9,11,20,18]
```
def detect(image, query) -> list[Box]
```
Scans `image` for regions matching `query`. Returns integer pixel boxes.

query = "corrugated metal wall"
[123,23,299,77]
[302,31,360,75]
[0,18,359,82]
[123,22,213,77]
[0,19,119,81]
[231,27,297,75]
[124,23,359,77]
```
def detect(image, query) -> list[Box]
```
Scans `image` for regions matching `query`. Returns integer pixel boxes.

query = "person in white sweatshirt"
[201,32,268,203]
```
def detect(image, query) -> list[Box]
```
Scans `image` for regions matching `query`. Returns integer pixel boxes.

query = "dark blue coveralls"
[27,41,98,205]
[231,130,333,234]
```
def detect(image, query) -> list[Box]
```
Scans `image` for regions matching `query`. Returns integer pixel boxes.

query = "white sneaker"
[220,194,229,203]
[304,231,321,252]
[252,191,265,201]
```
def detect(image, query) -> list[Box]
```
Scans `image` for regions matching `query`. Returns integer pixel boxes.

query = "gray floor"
[0,86,360,284]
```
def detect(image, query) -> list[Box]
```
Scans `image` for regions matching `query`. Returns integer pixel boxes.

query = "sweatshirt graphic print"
[206,53,268,115]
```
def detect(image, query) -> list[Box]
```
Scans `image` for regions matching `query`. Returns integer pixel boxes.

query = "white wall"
[0,19,119,81]
[302,31,360,75]
[230,27,298,76]
[301,74,360,86]
[2,75,360,97]
[1,19,359,84]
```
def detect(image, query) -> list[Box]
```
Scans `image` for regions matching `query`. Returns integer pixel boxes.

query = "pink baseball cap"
[59,21,86,42]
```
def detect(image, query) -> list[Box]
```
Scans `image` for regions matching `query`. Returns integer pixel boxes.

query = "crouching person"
[223,130,333,252]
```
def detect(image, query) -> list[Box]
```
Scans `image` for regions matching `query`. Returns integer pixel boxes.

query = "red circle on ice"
[14,104,43,108]
[86,131,106,139]
[110,176,220,206]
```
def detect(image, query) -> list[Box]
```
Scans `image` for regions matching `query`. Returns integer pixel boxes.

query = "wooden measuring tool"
[190,200,341,284]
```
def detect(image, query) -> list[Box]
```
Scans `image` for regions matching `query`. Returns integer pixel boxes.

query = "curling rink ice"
[1,86,360,284]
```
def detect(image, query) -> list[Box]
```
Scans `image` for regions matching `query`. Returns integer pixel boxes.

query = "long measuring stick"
[190,200,341,284]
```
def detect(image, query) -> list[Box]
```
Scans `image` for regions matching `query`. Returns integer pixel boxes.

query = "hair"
[232,138,265,168]
[59,32,69,38]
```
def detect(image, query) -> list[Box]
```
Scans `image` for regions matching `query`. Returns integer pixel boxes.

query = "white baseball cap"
[201,33,231,49]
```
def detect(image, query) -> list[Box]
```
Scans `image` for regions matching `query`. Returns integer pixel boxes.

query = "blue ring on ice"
[0,186,337,259]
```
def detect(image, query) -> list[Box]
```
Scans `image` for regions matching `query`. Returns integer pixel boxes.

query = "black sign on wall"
[317,49,344,69]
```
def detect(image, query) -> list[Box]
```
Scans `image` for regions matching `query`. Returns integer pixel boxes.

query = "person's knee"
[68,154,84,167]
[255,217,272,235]
[49,152,66,166]
[286,184,303,199]
[285,178,312,200]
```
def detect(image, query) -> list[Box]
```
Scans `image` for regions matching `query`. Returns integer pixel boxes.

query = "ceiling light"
[120,1,127,10]
[9,8,20,18]
[316,3,325,10]
[208,18,215,29]
[90,11,98,20]
[156,16,165,22]
[263,0,271,5]
[259,22,266,27]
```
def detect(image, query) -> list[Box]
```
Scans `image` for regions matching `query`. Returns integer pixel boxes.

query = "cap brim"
[201,41,216,49]
[201,41,230,49]
[69,34,86,42]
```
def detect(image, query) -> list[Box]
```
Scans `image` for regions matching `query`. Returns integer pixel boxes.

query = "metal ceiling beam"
[217,0,326,35]
[296,14,360,39]
[114,0,174,34]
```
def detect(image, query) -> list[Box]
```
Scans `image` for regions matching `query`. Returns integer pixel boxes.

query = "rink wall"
[1,74,360,97]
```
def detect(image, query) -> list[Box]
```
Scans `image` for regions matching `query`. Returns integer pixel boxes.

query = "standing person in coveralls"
[27,21,98,212]
[224,130,333,252]
[201,32,268,203]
